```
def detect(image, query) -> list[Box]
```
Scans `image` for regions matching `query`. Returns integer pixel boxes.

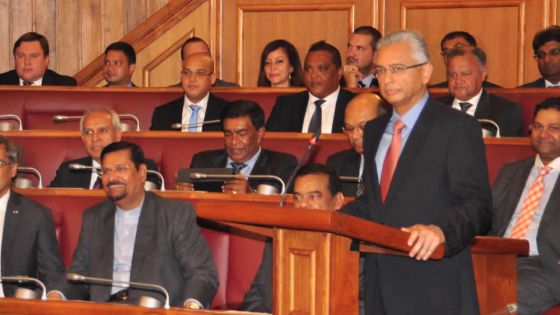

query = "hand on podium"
[401,224,445,261]
[46,291,64,300]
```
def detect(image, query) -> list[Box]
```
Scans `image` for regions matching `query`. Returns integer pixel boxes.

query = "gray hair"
[0,135,20,164]
[377,29,430,63]
[446,46,487,68]
[79,107,121,134]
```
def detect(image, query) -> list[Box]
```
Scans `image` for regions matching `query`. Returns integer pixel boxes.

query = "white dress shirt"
[181,93,210,132]
[451,88,483,116]
[19,77,43,86]
[88,159,102,189]
[301,87,341,134]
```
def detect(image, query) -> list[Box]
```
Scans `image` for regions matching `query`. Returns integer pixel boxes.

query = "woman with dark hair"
[257,39,304,87]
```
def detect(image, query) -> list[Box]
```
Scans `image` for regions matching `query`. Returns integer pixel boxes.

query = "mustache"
[107,181,125,187]
[346,57,358,63]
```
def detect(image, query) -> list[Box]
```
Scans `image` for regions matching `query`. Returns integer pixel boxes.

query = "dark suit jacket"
[266,89,356,133]
[241,240,272,312]
[437,89,524,137]
[518,78,546,88]
[49,156,162,189]
[150,93,228,131]
[1,191,64,296]
[326,149,361,197]
[490,157,560,301]
[190,149,297,192]
[341,97,492,314]
[0,69,77,86]
[58,192,218,307]
[430,80,501,88]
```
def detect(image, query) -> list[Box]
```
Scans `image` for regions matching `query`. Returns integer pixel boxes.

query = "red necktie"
[379,120,405,203]
[510,166,552,239]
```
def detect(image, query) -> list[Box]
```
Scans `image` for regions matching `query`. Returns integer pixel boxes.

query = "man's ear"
[334,192,344,210]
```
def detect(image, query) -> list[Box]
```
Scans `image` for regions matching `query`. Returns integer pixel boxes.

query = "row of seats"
[0,86,557,133]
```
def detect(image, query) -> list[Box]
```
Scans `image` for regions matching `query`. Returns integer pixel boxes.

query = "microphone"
[117,114,140,131]
[170,119,221,130]
[489,303,517,315]
[67,273,170,309]
[339,176,362,182]
[279,129,321,206]
[70,163,164,191]
[0,114,23,131]
[53,114,140,131]
[147,170,165,191]
[16,167,43,188]
[477,119,501,138]
[0,275,47,300]
[190,172,285,194]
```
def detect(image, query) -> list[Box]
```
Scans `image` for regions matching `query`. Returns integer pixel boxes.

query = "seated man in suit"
[187,100,297,194]
[431,31,500,88]
[169,36,238,87]
[50,107,160,189]
[48,141,218,308]
[151,53,228,131]
[241,163,344,313]
[0,135,64,297]
[103,41,136,87]
[491,97,560,314]
[343,26,382,88]
[266,40,356,133]
[437,47,524,137]
[0,32,76,86]
[519,26,560,88]
[327,93,386,197]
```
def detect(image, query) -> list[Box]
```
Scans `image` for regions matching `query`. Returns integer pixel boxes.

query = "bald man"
[151,52,229,131]
[327,93,386,196]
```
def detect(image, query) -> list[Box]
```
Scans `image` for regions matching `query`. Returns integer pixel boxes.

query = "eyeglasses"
[82,127,113,137]
[534,48,560,60]
[372,62,427,77]
[0,160,11,168]
[98,164,135,176]
[342,122,367,134]
[181,70,213,79]
[528,123,560,133]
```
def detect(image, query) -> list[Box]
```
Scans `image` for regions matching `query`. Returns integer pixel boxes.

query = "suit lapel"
[130,193,155,282]
[383,99,433,205]
[295,92,309,131]
[91,202,116,299]
[2,192,22,271]
[332,90,349,133]
[213,151,228,168]
[497,160,533,236]
[363,114,390,220]
[473,90,491,119]
[251,150,267,175]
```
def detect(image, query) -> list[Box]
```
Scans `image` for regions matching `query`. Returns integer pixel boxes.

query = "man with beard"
[49,142,218,309]
[342,26,382,88]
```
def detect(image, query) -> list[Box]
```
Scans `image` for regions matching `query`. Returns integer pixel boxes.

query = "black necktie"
[356,179,365,197]
[22,81,33,86]
[308,99,326,133]
[459,102,472,112]
[231,162,247,174]
[92,176,102,189]
[357,81,366,88]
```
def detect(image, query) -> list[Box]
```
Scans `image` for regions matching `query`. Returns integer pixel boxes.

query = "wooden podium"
[196,201,528,315]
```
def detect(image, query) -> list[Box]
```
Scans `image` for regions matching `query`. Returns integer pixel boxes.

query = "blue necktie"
[188,105,200,132]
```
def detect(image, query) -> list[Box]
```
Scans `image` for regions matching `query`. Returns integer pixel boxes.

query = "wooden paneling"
[381,0,554,88]
[0,0,170,79]
[222,0,376,87]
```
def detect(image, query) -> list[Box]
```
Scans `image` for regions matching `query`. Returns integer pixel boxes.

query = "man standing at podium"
[341,30,492,314]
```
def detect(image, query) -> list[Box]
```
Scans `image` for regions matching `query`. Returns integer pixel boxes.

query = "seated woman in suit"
[257,39,304,87]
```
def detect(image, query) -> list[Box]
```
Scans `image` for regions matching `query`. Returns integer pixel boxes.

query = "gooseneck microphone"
[339,176,362,182]
[477,119,501,138]
[189,172,286,194]
[171,119,221,130]
[0,275,47,300]
[16,167,43,188]
[69,163,165,191]
[0,114,23,130]
[279,129,321,206]
[67,273,170,309]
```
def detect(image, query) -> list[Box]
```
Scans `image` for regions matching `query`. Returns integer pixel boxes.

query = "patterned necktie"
[379,120,405,203]
[22,81,33,86]
[188,105,200,132]
[510,166,552,239]
[307,99,326,133]
[459,102,472,112]
[356,179,365,197]
[92,176,103,189]
[231,162,247,174]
